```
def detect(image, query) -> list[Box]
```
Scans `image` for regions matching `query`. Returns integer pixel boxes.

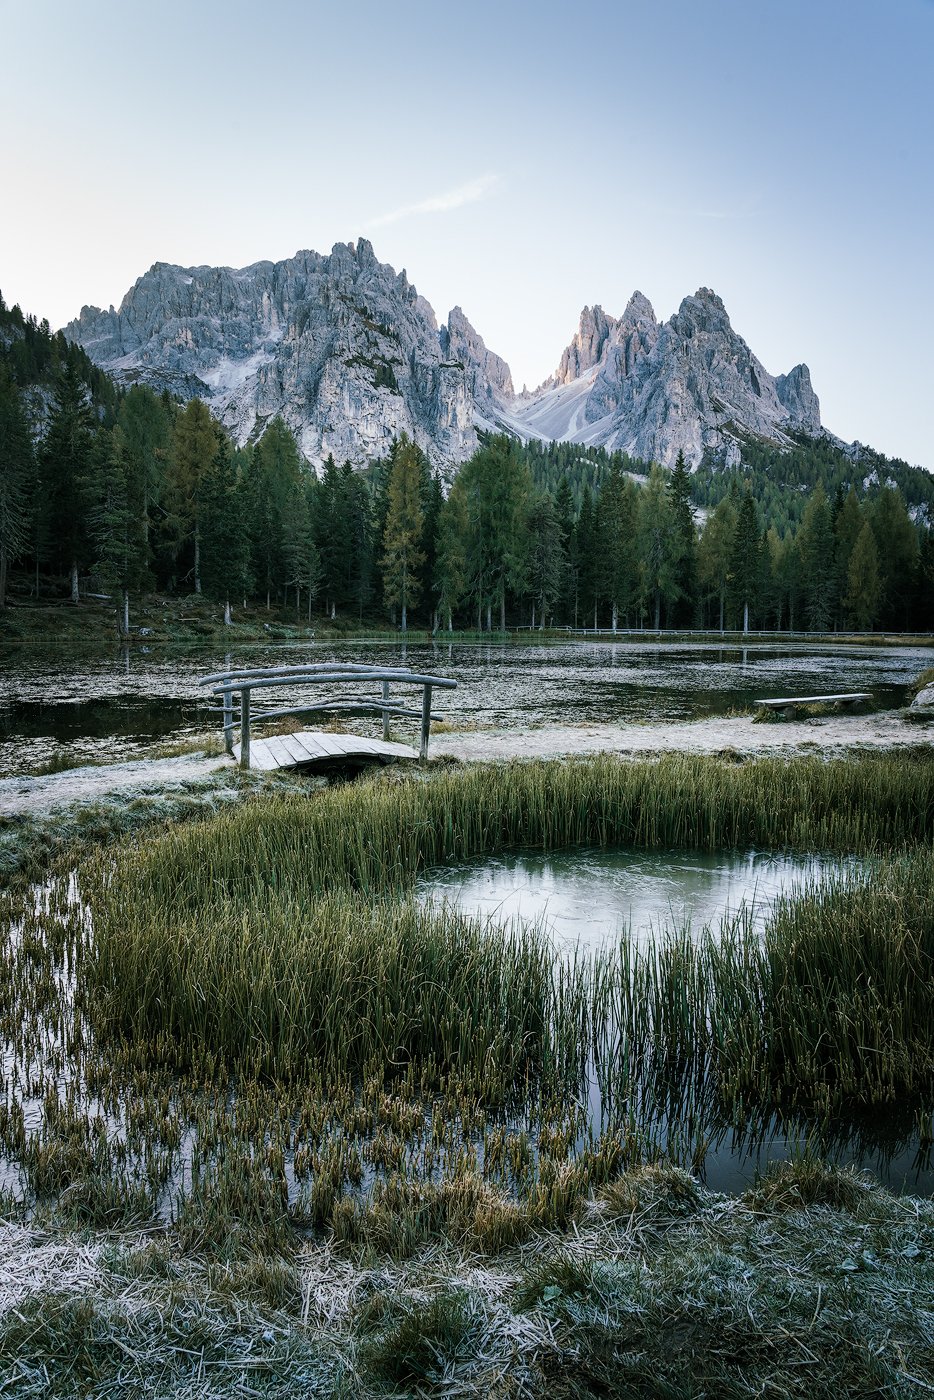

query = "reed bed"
[91,750,934,914]
[83,751,934,1125]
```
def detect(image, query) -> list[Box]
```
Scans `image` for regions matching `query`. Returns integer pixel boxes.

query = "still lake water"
[419,845,934,1196]
[0,637,930,776]
[416,846,866,949]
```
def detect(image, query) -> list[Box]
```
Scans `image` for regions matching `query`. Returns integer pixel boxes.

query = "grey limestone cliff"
[65,240,503,470]
[66,240,823,471]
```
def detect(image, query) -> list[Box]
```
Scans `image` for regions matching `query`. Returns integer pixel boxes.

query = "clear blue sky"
[2,0,932,467]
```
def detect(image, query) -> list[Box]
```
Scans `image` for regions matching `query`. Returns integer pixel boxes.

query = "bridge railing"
[198,663,458,769]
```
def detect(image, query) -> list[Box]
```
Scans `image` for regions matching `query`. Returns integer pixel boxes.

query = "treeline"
[1,296,931,634]
[693,430,934,534]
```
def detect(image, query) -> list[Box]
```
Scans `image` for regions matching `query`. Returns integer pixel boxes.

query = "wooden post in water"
[382,680,391,741]
[240,688,251,770]
[223,689,234,755]
[420,683,433,762]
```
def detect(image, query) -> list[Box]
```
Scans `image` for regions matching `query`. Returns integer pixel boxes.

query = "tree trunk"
[71,562,79,603]
[743,599,749,635]
[612,600,618,634]
[531,603,536,630]
[447,607,453,632]
[500,595,506,632]
[120,589,130,640]
[719,590,725,635]
[224,599,232,626]
[654,592,660,630]
[0,546,7,609]
[401,602,407,633]
[194,526,201,595]
[486,602,492,632]
[307,591,312,624]
[296,585,301,620]
[330,601,336,620]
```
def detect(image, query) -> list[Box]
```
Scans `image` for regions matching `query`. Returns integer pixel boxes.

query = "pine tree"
[638,465,679,629]
[597,467,639,631]
[380,435,425,632]
[0,371,32,608]
[697,494,737,632]
[796,484,836,630]
[201,438,252,623]
[87,426,150,639]
[165,398,218,595]
[727,490,762,633]
[553,475,575,622]
[38,362,95,600]
[870,487,919,629]
[845,521,881,630]
[435,480,468,631]
[526,493,562,628]
[457,436,532,631]
[666,450,697,626]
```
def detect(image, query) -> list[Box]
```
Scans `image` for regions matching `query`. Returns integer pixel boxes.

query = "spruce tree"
[727,490,762,633]
[698,494,737,632]
[0,371,32,608]
[797,484,836,630]
[638,465,679,629]
[38,362,95,600]
[380,435,425,632]
[165,398,217,595]
[435,479,468,631]
[526,493,562,628]
[666,450,697,626]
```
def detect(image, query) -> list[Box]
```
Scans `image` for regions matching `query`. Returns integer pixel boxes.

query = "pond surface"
[0,637,930,776]
[417,846,864,949]
[419,844,933,1196]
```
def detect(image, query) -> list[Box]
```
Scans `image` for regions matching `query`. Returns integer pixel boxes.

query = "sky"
[2,0,932,467]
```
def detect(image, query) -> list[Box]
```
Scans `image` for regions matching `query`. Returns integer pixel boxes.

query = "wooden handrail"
[202,662,457,769]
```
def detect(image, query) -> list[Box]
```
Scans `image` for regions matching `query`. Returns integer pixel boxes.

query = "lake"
[0,637,930,776]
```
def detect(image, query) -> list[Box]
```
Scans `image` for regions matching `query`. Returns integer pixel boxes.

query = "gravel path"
[0,712,929,820]
[432,709,932,763]
[0,753,230,818]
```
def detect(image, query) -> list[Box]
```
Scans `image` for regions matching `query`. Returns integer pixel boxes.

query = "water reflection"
[416,846,865,950]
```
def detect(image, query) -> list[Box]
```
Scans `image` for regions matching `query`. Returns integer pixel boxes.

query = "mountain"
[63,240,505,470]
[65,241,824,470]
[502,289,821,467]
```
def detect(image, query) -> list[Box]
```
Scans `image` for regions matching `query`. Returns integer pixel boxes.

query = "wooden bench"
[754,692,872,717]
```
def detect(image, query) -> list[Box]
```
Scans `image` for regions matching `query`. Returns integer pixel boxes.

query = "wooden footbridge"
[199,663,457,771]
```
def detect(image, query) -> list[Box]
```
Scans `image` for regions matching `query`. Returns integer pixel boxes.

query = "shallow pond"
[417,846,866,949]
[0,637,930,775]
[419,845,933,1196]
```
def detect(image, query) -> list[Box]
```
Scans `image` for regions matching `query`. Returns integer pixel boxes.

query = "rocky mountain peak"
[551,304,617,387]
[64,242,826,474]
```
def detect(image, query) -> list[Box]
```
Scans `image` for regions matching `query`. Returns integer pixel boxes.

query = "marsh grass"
[84,752,934,1123]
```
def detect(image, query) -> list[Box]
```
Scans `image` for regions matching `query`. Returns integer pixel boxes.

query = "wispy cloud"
[368,174,501,228]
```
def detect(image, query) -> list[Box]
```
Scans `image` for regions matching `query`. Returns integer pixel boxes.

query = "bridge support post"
[382,680,390,741]
[420,684,433,762]
[223,689,234,755]
[240,688,251,770]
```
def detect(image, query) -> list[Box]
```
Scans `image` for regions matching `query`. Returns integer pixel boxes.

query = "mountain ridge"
[66,238,828,471]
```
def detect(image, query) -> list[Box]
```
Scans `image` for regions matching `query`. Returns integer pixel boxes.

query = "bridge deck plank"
[233,731,418,770]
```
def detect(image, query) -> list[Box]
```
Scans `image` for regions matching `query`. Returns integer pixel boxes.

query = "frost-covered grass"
[1,1161,933,1398]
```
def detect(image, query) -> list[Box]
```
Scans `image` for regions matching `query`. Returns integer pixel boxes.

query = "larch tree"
[698,494,737,632]
[845,520,881,630]
[381,435,425,633]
